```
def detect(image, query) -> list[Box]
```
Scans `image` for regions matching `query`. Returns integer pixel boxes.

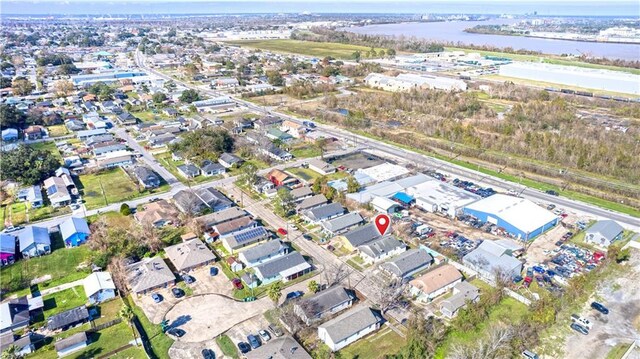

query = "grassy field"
[42,286,88,320]
[126,296,173,359]
[605,342,633,359]
[216,335,239,359]
[78,168,169,210]
[226,39,385,59]
[445,46,640,75]
[0,233,92,296]
[153,152,217,185]
[340,326,405,358]
[290,144,322,158]
[132,110,171,123]
[285,167,322,183]
[46,124,69,137]
[28,141,62,160]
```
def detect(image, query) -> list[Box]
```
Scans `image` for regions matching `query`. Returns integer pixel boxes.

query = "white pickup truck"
[571,314,593,330]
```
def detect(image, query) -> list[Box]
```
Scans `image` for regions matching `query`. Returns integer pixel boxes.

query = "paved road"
[134,49,640,231]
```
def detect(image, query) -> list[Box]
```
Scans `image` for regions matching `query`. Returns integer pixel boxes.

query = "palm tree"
[1,345,20,359]
[119,305,138,345]
[267,282,282,304]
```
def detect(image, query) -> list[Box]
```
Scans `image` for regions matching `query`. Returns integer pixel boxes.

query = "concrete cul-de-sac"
[164,294,274,343]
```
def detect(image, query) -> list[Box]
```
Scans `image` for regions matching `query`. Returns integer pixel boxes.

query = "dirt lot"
[524,224,568,265]
[330,151,385,170]
[562,251,640,359]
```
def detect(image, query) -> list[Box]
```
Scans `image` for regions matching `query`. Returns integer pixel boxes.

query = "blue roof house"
[60,217,91,247]
[18,227,51,258]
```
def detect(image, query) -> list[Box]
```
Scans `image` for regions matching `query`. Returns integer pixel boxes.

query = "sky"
[1,0,639,16]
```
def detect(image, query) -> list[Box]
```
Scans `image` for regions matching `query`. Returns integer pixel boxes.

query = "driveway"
[164,294,273,343]
[562,252,640,359]
[168,339,222,359]
[225,315,272,348]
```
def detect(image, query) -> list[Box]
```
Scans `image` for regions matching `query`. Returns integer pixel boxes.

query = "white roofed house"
[44,176,72,208]
[254,252,311,285]
[370,196,401,214]
[317,306,383,352]
[380,248,433,279]
[307,159,336,176]
[358,236,407,265]
[320,212,364,236]
[83,272,116,304]
[18,227,51,259]
[462,239,523,284]
[238,240,289,267]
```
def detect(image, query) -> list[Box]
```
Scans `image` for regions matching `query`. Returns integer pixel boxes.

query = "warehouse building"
[406,179,480,218]
[364,73,467,92]
[463,194,558,240]
[499,62,640,95]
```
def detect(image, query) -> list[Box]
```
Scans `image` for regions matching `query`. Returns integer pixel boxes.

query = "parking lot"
[563,252,640,359]
[225,314,273,350]
[132,264,235,324]
[164,294,273,342]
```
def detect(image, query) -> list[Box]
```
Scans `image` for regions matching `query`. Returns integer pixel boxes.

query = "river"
[344,19,640,60]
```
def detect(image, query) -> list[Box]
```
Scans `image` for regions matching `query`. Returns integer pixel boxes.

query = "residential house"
[59,217,91,247]
[83,272,116,305]
[254,251,311,285]
[17,186,43,208]
[47,306,89,331]
[0,332,34,356]
[409,264,463,302]
[280,120,306,138]
[294,286,354,325]
[227,257,243,272]
[0,297,38,333]
[23,125,47,140]
[266,128,294,142]
[317,306,383,352]
[177,164,201,178]
[1,128,18,141]
[18,226,51,258]
[165,239,216,272]
[134,200,180,227]
[358,236,407,264]
[440,281,480,318]
[200,161,226,177]
[307,159,336,175]
[261,146,293,162]
[84,134,114,147]
[195,207,248,231]
[172,187,233,214]
[462,240,523,284]
[245,336,311,359]
[0,234,16,266]
[252,178,275,194]
[213,77,240,88]
[380,249,433,279]
[43,176,72,208]
[296,194,328,213]
[133,166,161,189]
[92,142,127,157]
[65,119,85,132]
[125,257,176,295]
[209,216,256,239]
[370,196,401,214]
[218,153,244,168]
[76,128,107,140]
[289,186,313,202]
[234,118,253,130]
[238,240,288,267]
[163,108,178,117]
[302,203,345,223]
[55,332,88,357]
[254,116,282,129]
[268,169,298,187]
[116,112,138,125]
[96,151,133,169]
[321,212,364,236]
[222,226,270,253]
[585,220,624,247]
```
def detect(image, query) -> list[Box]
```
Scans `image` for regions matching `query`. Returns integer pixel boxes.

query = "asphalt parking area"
[168,339,221,359]
[164,294,273,343]
[226,315,272,348]
[562,252,640,359]
[189,265,234,296]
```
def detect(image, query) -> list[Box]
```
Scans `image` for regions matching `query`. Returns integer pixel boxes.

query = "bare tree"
[130,222,163,254]
[371,277,405,314]
[108,256,129,296]
[450,325,515,359]
[88,216,110,252]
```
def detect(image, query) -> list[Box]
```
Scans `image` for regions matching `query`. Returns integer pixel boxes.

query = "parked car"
[277,227,288,236]
[268,324,284,337]
[151,293,163,303]
[171,287,185,298]
[571,314,593,329]
[286,291,303,300]
[303,234,313,241]
[522,350,539,359]
[237,342,251,354]
[258,329,271,342]
[232,278,243,290]
[545,190,559,196]
[210,267,219,276]
[181,274,194,284]
[201,349,215,359]
[327,245,335,251]
[247,334,261,349]
[167,328,186,338]
[570,323,589,335]
[591,302,609,315]
[2,225,24,233]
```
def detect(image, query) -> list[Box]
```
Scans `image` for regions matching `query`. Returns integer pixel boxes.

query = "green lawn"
[110,346,148,359]
[28,141,62,160]
[132,110,171,123]
[290,145,321,158]
[605,342,633,359]
[46,124,69,137]
[126,296,173,359]
[78,168,169,210]
[0,202,69,229]
[216,335,239,359]
[0,233,92,296]
[340,326,405,358]
[42,286,88,320]
[226,39,385,60]
[154,152,218,185]
[286,167,321,183]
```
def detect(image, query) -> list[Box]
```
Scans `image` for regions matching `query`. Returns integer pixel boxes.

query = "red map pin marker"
[374,214,391,236]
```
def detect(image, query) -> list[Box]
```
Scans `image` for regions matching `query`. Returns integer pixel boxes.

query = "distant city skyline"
[2,0,639,16]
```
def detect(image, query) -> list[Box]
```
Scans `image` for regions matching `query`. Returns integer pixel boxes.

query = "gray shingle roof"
[255,252,310,279]
[165,239,216,271]
[196,207,248,227]
[343,223,380,247]
[321,212,364,234]
[296,194,328,212]
[303,203,344,222]
[440,281,479,314]
[358,236,406,259]
[126,257,176,293]
[587,220,624,241]
[47,306,89,330]
[238,240,287,264]
[289,186,313,200]
[245,336,311,359]
[463,240,522,276]
[319,306,382,344]
[296,286,352,318]
[380,249,433,278]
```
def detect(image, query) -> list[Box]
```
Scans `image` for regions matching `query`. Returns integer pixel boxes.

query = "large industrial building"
[498,62,640,95]
[463,194,558,240]
[71,71,149,86]
[405,180,481,218]
[364,73,467,92]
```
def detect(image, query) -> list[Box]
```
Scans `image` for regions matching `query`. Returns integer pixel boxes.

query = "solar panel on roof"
[234,227,267,244]
[46,186,58,195]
